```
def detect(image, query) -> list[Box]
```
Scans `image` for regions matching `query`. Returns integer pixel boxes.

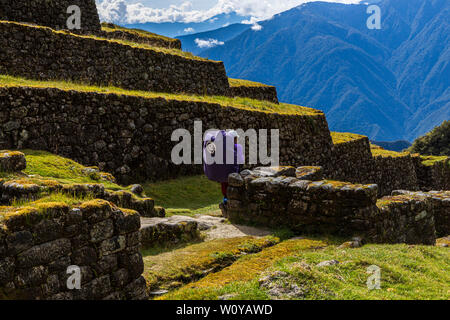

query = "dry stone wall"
[329,136,374,183]
[224,168,379,236]
[393,190,450,238]
[0,0,101,31]
[0,22,230,96]
[413,157,450,192]
[327,138,448,197]
[0,200,148,300]
[0,86,333,184]
[223,167,449,245]
[99,23,182,50]
[228,85,279,103]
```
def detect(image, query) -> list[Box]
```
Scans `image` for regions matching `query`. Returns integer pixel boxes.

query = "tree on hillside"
[408,121,450,156]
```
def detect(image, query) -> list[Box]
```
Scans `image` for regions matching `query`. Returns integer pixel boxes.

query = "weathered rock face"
[0,0,101,31]
[0,21,230,96]
[223,167,449,245]
[0,200,148,300]
[0,86,333,184]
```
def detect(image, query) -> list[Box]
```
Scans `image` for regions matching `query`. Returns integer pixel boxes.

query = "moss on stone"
[229,78,272,88]
[101,22,179,46]
[420,155,449,167]
[78,199,112,211]
[331,132,367,145]
[370,144,410,158]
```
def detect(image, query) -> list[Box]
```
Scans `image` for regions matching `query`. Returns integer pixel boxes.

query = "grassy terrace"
[229,78,273,88]
[0,150,138,223]
[143,236,279,293]
[0,150,120,189]
[331,132,368,144]
[370,144,410,158]
[100,22,180,47]
[0,20,205,62]
[0,75,322,116]
[161,239,450,300]
[143,176,222,217]
[420,155,449,167]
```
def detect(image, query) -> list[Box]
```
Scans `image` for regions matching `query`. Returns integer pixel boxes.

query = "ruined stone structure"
[0,0,101,31]
[0,1,449,301]
[223,167,448,245]
[0,200,148,300]
[228,84,279,104]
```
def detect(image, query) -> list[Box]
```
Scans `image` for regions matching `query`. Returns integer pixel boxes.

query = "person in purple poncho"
[203,130,244,205]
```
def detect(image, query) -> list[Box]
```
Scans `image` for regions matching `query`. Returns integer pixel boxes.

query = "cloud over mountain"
[96,0,361,24]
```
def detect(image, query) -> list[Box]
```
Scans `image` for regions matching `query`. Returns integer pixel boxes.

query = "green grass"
[161,240,450,300]
[0,75,321,116]
[420,155,449,167]
[370,144,410,158]
[3,149,121,190]
[143,175,223,216]
[101,22,179,45]
[331,132,368,144]
[0,20,206,62]
[142,236,280,293]
[229,78,272,88]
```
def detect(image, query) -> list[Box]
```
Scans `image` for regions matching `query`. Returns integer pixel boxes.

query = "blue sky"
[96,0,361,24]
[125,1,213,10]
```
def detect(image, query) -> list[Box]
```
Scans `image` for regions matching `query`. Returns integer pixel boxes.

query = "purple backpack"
[203,130,244,183]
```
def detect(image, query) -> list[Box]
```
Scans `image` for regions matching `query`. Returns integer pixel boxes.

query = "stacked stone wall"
[0,0,101,31]
[413,157,450,191]
[223,168,449,245]
[98,24,182,50]
[329,138,420,197]
[0,200,148,300]
[0,22,230,96]
[228,85,279,103]
[0,86,333,184]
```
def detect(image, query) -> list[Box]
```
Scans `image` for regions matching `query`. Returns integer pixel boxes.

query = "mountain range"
[124,12,251,38]
[195,0,449,141]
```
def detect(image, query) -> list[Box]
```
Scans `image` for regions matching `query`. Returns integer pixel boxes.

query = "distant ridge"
[199,0,450,141]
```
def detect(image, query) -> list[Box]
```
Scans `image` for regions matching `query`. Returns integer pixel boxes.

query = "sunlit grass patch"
[160,239,327,300]
[142,175,222,215]
[331,131,367,144]
[142,236,280,293]
[229,78,272,88]
[370,144,410,158]
[161,240,450,300]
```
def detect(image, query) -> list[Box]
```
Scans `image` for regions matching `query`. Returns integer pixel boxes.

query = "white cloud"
[251,23,262,31]
[96,0,362,24]
[242,16,263,31]
[195,38,225,48]
[184,27,195,33]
